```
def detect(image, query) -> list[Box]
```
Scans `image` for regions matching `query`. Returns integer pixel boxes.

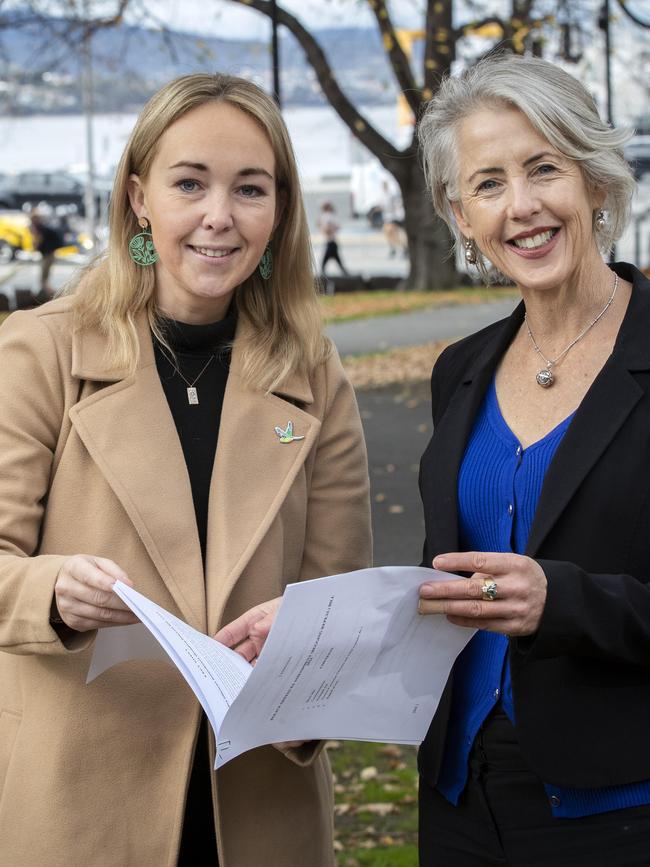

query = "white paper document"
[88,567,475,767]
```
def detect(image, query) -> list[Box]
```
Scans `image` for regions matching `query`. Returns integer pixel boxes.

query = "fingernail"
[433,556,445,568]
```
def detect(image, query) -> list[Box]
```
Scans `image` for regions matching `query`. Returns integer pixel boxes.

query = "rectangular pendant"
[187,387,199,405]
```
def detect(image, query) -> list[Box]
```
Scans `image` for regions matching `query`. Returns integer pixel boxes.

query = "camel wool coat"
[0,296,372,867]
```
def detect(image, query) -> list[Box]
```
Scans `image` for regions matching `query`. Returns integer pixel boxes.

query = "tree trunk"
[400,163,457,291]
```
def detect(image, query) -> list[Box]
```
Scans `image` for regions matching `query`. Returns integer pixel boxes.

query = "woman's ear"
[127,174,148,221]
[450,199,472,237]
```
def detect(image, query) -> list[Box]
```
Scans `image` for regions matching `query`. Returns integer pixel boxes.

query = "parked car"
[0,211,93,264]
[0,171,110,215]
[0,211,34,262]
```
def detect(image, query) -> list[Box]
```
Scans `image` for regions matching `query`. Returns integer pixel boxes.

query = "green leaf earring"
[129,217,158,266]
[258,243,273,280]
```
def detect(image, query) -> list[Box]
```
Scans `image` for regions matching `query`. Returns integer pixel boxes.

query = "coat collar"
[422,304,522,556]
[526,262,650,553]
[71,308,316,405]
[69,309,318,630]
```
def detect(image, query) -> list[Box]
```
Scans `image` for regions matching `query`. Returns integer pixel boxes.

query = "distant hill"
[0,10,399,113]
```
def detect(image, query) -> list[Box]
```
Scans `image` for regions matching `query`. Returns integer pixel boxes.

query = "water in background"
[0,104,407,184]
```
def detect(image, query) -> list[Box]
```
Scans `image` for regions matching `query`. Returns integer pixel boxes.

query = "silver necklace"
[524,273,619,388]
[157,346,215,405]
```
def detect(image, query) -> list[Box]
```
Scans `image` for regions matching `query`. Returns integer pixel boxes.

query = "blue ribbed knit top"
[435,377,650,818]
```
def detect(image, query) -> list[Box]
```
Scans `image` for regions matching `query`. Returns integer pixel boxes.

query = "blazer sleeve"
[299,347,372,581]
[514,559,650,665]
[0,310,88,655]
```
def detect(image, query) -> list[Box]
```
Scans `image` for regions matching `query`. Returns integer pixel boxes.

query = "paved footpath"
[327,297,518,357]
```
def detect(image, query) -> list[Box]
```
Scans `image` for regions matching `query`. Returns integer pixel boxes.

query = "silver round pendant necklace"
[524,273,619,389]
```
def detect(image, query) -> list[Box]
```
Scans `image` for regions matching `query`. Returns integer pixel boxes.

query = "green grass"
[329,740,419,866]
[340,846,418,867]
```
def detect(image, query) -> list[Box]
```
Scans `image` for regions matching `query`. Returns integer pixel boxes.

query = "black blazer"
[418,263,650,790]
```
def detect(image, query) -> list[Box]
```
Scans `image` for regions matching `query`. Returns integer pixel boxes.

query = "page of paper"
[216,566,474,766]
[87,622,170,683]
[92,583,253,735]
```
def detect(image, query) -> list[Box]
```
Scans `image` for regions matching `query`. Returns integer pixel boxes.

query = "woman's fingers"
[418,552,547,636]
[432,551,518,576]
[214,597,282,653]
[58,601,140,632]
[54,555,138,631]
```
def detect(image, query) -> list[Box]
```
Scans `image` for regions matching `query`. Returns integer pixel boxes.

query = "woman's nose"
[202,192,234,232]
[506,179,542,221]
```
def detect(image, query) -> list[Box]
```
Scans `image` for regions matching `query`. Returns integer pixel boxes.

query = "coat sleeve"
[513,559,650,665]
[0,309,89,655]
[298,348,372,581]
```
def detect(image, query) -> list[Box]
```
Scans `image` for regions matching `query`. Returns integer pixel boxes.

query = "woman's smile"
[506,226,561,259]
[188,244,240,262]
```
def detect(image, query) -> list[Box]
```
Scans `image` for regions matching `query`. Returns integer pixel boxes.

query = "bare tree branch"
[616,0,650,28]
[423,0,454,98]
[366,0,421,115]
[228,0,405,174]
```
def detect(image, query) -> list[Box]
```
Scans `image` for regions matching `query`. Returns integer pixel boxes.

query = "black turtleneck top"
[153,309,237,867]
[154,310,237,563]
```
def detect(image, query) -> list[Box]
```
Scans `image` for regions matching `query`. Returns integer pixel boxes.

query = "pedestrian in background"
[29,209,63,297]
[318,199,349,276]
[379,179,407,259]
[0,73,371,867]
[417,53,650,866]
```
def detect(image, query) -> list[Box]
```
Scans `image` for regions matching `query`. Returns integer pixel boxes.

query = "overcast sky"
[137,0,440,39]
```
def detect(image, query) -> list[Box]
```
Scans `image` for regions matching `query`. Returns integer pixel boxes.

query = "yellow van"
[0,212,92,263]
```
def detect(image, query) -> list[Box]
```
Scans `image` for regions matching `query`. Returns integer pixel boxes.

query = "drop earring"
[258,243,273,280]
[464,237,477,265]
[128,217,158,266]
[595,209,606,231]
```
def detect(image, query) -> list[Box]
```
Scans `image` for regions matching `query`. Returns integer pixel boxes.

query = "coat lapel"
[527,268,650,555]
[423,306,524,556]
[204,329,320,632]
[69,313,206,629]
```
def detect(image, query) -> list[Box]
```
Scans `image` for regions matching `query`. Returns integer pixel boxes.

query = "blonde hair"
[419,54,635,282]
[71,73,328,392]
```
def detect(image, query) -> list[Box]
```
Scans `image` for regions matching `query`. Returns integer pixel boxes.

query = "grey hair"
[418,54,635,281]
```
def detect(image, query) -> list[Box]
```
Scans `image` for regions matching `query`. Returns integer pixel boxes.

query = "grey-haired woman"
[417,53,650,865]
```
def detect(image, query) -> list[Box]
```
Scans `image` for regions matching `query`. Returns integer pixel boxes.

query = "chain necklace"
[524,273,619,389]
[156,345,215,405]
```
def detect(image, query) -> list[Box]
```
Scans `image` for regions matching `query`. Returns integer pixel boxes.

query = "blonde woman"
[0,74,371,867]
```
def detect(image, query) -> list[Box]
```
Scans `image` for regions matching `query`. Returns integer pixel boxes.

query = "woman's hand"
[214,596,282,665]
[53,555,139,632]
[418,551,548,636]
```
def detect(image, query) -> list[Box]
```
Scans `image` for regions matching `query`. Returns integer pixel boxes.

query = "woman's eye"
[535,163,556,176]
[178,179,200,193]
[476,179,499,193]
[239,184,265,198]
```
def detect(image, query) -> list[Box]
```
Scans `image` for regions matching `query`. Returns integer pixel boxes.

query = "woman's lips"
[507,227,561,259]
[189,245,238,263]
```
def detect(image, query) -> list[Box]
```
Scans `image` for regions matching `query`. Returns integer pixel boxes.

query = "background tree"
[227,0,556,290]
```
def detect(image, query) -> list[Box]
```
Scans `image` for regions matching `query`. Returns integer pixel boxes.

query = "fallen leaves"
[341,341,451,389]
[328,740,419,863]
